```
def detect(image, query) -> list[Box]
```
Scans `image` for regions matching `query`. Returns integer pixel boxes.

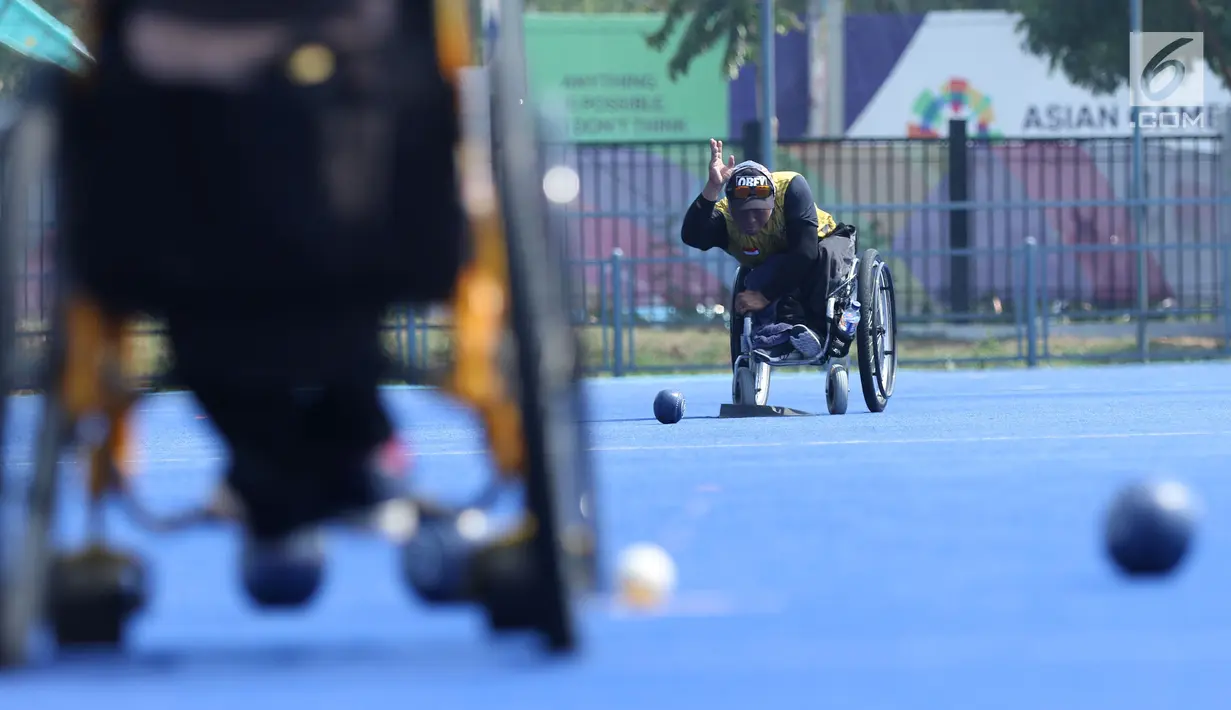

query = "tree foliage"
[527,0,671,10]
[528,0,1231,103]
[525,0,1028,85]
[1015,0,1231,94]
[850,0,1009,10]
[644,0,807,81]
[643,0,1013,82]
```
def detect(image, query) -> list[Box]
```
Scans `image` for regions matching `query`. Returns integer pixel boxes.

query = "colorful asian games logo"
[908,77,1001,138]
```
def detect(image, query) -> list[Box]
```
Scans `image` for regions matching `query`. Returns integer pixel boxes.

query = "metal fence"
[545,126,1228,322]
[7,124,1231,385]
[545,243,1231,375]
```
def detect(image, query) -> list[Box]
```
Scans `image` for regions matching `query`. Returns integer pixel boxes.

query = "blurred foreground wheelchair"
[0,0,598,666]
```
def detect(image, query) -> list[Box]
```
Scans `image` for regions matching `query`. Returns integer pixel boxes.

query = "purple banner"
[844,13,926,131]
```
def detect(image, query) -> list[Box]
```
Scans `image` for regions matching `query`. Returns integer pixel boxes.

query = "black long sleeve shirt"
[680,174,821,301]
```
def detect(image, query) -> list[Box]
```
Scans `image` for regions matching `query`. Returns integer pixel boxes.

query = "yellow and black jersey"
[681,171,837,302]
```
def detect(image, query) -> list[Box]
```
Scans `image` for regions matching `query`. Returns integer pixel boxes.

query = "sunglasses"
[729,184,772,200]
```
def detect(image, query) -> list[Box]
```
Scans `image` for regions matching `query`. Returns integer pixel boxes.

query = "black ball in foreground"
[1104,480,1197,577]
[653,389,685,424]
[241,531,326,608]
[401,516,478,605]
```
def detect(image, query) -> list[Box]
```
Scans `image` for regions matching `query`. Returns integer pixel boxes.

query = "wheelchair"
[0,0,597,667]
[729,232,898,415]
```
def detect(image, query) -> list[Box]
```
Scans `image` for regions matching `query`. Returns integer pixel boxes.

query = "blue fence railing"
[544,129,1225,317]
[6,128,1230,382]
[10,132,1225,326]
[381,240,1231,377]
[7,241,1229,387]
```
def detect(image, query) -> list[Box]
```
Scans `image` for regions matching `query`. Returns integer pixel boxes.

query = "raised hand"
[704,138,736,200]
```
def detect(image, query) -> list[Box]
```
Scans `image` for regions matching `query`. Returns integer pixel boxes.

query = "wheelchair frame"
[729,234,898,416]
[0,0,596,667]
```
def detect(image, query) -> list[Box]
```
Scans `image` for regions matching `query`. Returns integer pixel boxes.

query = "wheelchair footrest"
[757,355,830,368]
[718,404,815,418]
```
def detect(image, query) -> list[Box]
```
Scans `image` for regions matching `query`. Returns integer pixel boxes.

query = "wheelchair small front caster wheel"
[48,546,148,650]
[732,364,769,406]
[472,528,542,633]
[826,365,849,416]
[731,366,751,405]
[241,529,326,609]
[401,509,488,605]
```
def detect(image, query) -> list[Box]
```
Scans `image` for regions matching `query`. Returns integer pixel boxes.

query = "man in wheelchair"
[681,139,858,366]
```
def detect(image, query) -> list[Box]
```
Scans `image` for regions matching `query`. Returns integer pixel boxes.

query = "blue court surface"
[3,362,1231,708]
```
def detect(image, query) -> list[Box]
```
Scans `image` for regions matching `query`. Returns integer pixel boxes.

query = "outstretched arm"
[754,175,819,301]
[680,195,730,252]
[683,138,736,252]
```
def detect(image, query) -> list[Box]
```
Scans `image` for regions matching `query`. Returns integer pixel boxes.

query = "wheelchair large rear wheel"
[485,12,597,653]
[856,248,897,412]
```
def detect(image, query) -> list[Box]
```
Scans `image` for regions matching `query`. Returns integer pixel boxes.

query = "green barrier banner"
[524,13,729,143]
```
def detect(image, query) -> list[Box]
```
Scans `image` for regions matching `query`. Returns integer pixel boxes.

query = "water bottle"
[838,300,861,337]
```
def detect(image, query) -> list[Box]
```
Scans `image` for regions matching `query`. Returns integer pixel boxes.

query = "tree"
[645,0,807,81]
[847,0,1016,12]
[530,0,1006,14]
[527,0,671,10]
[1015,0,1231,94]
[645,0,1017,82]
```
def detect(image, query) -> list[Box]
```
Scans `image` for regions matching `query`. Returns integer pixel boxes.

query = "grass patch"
[9,319,1228,391]
[584,327,1227,372]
